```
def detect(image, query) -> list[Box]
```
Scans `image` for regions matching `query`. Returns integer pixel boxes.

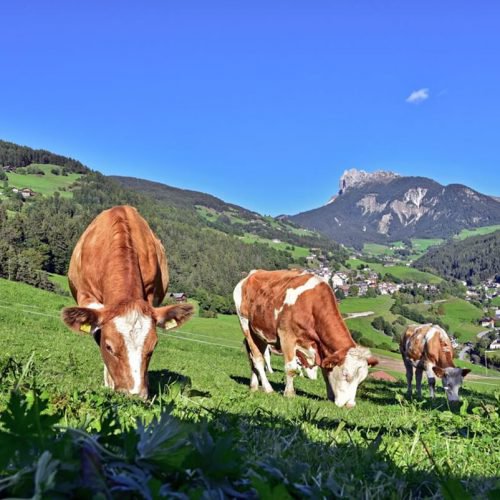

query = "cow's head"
[62,301,193,398]
[432,366,471,402]
[321,346,378,408]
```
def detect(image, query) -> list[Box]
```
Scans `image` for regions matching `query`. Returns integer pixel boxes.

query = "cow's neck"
[435,349,455,369]
[102,221,145,304]
[316,301,356,357]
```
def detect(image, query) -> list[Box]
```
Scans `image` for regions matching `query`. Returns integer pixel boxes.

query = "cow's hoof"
[250,385,259,392]
[284,390,295,398]
[263,386,274,394]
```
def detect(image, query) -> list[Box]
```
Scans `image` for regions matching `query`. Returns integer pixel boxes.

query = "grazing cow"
[61,206,194,398]
[400,324,471,402]
[234,270,378,408]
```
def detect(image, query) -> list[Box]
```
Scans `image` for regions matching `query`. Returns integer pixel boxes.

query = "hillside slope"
[414,230,500,283]
[289,169,500,248]
[111,175,347,257]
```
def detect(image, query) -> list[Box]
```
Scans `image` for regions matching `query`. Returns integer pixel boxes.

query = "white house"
[331,273,346,287]
[489,339,500,350]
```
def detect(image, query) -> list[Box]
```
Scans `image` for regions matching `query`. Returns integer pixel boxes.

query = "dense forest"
[414,230,500,284]
[0,140,88,174]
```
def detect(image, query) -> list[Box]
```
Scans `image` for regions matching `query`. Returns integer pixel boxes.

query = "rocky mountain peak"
[339,168,400,195]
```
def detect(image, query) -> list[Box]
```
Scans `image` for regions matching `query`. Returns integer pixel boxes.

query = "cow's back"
[238,269,326,343]
[401,324,454,367]
[68,206,168,306]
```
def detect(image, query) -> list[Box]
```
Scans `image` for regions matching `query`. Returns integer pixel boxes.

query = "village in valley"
[302,245,500,357]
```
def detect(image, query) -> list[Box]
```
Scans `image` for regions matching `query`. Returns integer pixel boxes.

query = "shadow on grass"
[149,369,211,399]
[199,399,496,498]
[229,374,324,401]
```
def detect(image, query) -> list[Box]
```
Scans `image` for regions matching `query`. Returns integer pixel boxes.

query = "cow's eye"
[105,343,116,356]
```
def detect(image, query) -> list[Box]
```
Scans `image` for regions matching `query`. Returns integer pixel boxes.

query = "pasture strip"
[0,298,59,311]
[169,329,242,344]
[0,304,60,319]
[161,332,242,350]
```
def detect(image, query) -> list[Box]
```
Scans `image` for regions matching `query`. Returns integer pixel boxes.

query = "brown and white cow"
[234,269,378,408]
[400,324,471,402]
[61,206,194,398]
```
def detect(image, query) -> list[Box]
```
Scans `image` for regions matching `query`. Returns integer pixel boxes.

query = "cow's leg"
[263,346,274,373]
[283,348,298,398]
[426,367,436,399]
[245,329,273,393]
[404,359,413,399]
[239,315,273,392]
[243,339,260,391]
[415,366,424,399]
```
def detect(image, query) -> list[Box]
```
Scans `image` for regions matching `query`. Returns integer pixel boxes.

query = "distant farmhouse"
[12,187,36,198]
[167,292,188,303]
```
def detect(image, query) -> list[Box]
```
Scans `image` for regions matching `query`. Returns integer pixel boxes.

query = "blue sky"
[1,1,499,215]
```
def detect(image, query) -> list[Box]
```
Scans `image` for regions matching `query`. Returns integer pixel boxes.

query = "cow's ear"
[154,303,194,330]
[61,307,102,334]
[432,366,445,378]
[367,356,379,367]
[462,368,471,378]
[321,349,348,369]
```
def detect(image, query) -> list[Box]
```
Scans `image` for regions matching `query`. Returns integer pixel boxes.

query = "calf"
[400,324,471,402]
[61,206,194,398]
[234,269,378,408]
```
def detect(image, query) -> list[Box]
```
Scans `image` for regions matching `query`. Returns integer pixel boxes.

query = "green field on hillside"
[455,224,500,240]
[363,239,444,260]
[409,298,484,341]
[239,234,310,259]
[1,278,499,498]
[6,163,82,198]
[411,238,445,253]
[347,258,443,284]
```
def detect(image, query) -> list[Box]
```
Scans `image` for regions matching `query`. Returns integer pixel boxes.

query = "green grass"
[411,238,444,253]
[6,164,81,198]
[363,243,394,256]
[409,298,484,341]
[455,224,500,240]
[347,258,443,284]
[340,296,400,349]
[490,296,500,307]
[0,278,499,497]
[48,273,70,294]
[239,234,310,259]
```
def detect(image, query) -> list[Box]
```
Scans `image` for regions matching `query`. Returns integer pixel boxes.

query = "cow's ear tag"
[164,319,178,330]
[80,324,92,334]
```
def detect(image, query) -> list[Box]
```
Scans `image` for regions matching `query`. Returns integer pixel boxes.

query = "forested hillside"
[0,173,297,308]
[112,175,344,255]
[414,230,500,284]
[0,140,88,174]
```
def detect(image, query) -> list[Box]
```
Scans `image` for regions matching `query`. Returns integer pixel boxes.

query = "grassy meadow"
[6,163,82,198]
[407,298,484,342]
[347,257,443,284]
[1,278,499,497]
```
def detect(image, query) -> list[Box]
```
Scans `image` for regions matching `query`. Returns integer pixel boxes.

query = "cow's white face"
[98,309,158,398]
[433,366,471,402]
[323,347,377,408]
[62,302,194,398]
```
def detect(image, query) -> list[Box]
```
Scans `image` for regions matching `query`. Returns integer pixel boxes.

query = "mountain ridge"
[289,169,500,248]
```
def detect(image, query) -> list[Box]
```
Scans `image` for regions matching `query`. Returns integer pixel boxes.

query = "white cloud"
[406,88,429,104]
